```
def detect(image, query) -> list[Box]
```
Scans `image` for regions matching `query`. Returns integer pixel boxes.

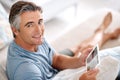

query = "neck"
[14,39,38,52]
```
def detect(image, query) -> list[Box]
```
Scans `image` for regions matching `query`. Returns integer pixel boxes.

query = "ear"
[11,27,19,36]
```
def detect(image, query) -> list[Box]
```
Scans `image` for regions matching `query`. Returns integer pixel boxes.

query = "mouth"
[32,35,43,40]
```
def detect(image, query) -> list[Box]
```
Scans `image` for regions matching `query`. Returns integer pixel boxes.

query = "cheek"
[42,26,45,34]
[26,31,33,37]
[20,29,32,38]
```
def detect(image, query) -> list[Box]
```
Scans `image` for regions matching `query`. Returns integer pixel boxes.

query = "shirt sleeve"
[14,62,43,80]
[43,38,56,65]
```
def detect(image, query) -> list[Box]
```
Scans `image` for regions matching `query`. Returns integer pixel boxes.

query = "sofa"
[0,1,120,79]
[0,0,79,22]
[50,8,120,52]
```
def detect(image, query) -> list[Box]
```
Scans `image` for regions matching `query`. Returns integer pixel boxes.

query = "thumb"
[82,48,93,55]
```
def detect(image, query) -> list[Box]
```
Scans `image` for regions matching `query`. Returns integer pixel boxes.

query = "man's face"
[14,11,44,46]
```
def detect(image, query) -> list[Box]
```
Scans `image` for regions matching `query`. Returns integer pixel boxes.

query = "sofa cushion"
[0,65,8,80]
[0,20,13,49]
[0,3,8,20]
[0,46,8,80]
[0,3,13,49]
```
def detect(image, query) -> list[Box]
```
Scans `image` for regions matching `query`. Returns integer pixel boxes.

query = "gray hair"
[9,1,42,29]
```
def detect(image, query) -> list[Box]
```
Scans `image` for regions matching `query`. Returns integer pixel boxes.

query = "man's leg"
[59,12,120,56]
[70,12,120,56]
[60,28,120,56]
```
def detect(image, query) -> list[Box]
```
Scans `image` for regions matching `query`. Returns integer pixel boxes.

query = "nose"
[35,25,43,34]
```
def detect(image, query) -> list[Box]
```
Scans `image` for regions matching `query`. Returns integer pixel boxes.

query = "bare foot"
[95,12,112,33]
[104,28,120,40]
[102,12,112,27]
[109,28,120,39]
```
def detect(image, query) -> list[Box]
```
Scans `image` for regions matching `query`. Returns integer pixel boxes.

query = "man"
[6,1,120,80]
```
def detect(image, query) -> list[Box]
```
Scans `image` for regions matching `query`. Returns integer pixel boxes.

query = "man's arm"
[52,48,92,70]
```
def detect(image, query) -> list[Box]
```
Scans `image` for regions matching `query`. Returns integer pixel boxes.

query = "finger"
[86,48,93,54]
[82,48,93,60]
[83,48,93,55]
[87,69,99,76]
[82,48,93,61]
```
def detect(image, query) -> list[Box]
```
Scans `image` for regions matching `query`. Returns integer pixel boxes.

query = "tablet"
[86,44,100,71]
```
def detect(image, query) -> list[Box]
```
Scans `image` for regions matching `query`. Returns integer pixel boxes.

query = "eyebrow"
[39,19,43,22]
[24,18,43,27]
[24,21,34,27]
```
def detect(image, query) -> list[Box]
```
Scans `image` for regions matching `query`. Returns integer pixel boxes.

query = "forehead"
[20,10,42,22]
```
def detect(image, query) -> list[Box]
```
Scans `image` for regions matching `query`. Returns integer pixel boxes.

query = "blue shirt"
[6,39,58,80]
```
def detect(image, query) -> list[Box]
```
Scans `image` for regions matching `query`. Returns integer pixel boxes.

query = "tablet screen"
[86,45,99,71]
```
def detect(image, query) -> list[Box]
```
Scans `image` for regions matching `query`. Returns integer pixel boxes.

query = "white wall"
[79,0,120,11]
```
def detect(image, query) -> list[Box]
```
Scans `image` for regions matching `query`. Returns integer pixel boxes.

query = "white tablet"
[86,44,100,71]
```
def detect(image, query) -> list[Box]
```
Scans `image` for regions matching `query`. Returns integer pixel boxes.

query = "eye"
[38,19,43,25]
[26,23,33,27]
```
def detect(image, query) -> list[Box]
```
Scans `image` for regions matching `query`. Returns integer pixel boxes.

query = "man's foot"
[95,12,112,33]
[109,28,120,39]
[102,12,112,27]
[104,28,120,40]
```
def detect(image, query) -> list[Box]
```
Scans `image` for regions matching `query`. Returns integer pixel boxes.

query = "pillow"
[0,46,9,80]
[0,3,8,20]
[0,65,8,80]
[0,20,13,49]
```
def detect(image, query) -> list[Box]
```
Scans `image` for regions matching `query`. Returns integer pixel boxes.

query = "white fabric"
[0,20,13,49]
[0,3,8,20]
[0,65,8,80]
[96,56,119,80]
[0,46,8,80]
[53,56,119,80]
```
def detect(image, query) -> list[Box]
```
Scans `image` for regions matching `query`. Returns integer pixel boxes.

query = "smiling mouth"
[32,35,42,39]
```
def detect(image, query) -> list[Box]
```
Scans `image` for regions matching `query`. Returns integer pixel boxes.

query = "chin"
[37,39,44,45]
[39,41,43,45]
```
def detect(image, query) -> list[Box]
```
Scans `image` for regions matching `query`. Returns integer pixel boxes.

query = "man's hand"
[76,48,92,67]
[79,69,99,80]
